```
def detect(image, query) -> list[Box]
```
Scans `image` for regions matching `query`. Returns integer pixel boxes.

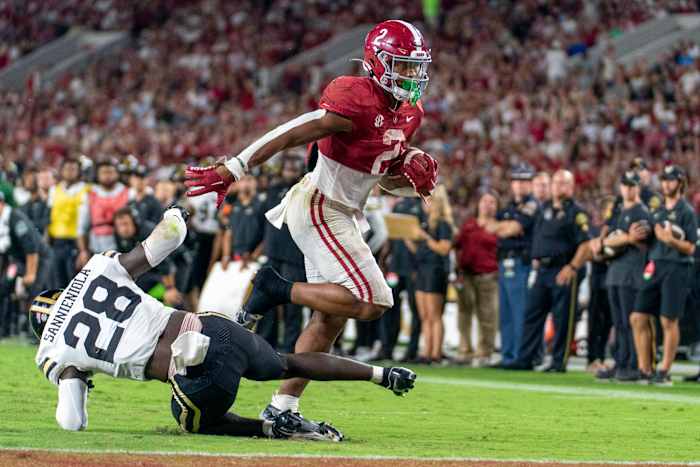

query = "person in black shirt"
[630,165,697,385]
[386,197,424,362]
[128,165,164,231]
[585,197,615,377]
[596,172,652,381]
[256,156,306,352]
[504,170,590,372]
[222,175,264,270]
[18,168,50,236]
[406,186,453,364]
[0,191,51,336]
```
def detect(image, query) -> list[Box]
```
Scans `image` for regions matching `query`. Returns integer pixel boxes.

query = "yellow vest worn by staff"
[48,182,90,240]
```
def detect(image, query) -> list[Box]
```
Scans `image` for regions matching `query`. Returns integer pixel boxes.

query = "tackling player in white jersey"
[31,206,415,440]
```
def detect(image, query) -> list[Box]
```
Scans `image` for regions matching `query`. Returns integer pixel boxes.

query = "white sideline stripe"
[1,447,698,465]
[421,376,700,405]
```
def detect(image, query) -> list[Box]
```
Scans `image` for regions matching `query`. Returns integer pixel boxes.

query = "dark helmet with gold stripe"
[29,289,64,339]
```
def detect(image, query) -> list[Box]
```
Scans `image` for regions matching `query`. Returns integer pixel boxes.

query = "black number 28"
[64,275,141,363]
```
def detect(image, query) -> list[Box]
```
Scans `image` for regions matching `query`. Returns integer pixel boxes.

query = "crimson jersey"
[310,76,423,210]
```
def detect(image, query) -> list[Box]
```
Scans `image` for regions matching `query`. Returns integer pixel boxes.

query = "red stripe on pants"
[317,193,374,304]
[309,190,365,300]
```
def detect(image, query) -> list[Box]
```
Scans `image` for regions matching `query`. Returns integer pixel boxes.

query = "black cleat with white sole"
[270,410,344,442]
[379,367,417,396]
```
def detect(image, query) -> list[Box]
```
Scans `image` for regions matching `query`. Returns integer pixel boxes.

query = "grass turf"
[2,342,699,462]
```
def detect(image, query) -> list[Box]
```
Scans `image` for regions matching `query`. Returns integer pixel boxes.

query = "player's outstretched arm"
[185,110,351,205]
[119,206,189,280]
[56,366,90,431]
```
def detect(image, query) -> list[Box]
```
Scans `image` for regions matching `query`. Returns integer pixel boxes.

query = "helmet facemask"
[375,51,430,106]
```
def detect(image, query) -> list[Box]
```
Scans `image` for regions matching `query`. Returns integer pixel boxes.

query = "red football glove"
[402,150,438,199]
[184,165,232,208]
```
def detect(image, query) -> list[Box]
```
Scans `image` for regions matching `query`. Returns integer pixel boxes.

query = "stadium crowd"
[2,0,700,384]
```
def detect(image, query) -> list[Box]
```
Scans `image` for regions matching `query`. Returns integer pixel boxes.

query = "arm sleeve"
[56,378,88,431]
[142,207,188,268]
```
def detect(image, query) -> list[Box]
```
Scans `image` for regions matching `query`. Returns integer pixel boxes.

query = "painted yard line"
[421,376,700,404]
[1,447,698,465]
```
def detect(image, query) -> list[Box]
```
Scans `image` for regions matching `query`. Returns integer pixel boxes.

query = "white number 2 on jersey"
[371,129,406,175]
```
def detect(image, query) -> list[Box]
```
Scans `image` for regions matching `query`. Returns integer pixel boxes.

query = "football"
[602,229,626,259]
[663,220,685,240]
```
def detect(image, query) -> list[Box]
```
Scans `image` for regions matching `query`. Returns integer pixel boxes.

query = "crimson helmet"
[363,20,431,106]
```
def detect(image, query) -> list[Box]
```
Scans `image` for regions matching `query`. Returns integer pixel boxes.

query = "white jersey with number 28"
[35,253,173,385]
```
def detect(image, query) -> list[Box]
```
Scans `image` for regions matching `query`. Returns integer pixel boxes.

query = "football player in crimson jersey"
[185,20,437,421]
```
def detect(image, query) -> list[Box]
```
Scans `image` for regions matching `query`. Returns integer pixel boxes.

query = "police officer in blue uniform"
[503,170,590,372]
[491,163,538,367]
[256,156,306,352]
[630,165,697,385]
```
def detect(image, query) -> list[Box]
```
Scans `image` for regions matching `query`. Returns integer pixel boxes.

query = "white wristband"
[223,156,247,181]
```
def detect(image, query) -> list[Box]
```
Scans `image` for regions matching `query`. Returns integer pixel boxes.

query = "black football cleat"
[241,266,293,318]
[379,367,417,396]
[270,410,343,442]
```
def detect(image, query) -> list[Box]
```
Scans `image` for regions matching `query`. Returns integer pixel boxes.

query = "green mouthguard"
[400,80,421,106]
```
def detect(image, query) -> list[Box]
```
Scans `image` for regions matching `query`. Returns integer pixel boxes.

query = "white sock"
[262,420,274,437]
[371,366,384,384]
[271,392,300,413]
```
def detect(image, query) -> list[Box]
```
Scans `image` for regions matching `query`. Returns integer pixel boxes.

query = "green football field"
[2,341,700,464]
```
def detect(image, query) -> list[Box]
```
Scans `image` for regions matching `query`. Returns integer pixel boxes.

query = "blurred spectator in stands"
[0,190,51,336]
[18,167,50,236]
[77,160,128,265]
[454,191,499,366]
[47,158,89,289]
[127,164,163,230]
[222,175,264,271]
[154,179,178,209]
[545,40,569,85]
[407,186,454,364]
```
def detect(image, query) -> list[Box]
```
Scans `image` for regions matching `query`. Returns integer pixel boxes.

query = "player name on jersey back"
[35,253,172,385]
[42,268,91,344]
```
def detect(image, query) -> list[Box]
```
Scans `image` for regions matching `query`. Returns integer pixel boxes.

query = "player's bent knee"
[357,303,387,321]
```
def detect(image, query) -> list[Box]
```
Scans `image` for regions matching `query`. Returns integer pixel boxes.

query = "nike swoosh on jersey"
[406,116,415,122]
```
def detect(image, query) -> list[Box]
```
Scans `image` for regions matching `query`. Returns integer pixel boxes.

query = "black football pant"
[517,266,584,370]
